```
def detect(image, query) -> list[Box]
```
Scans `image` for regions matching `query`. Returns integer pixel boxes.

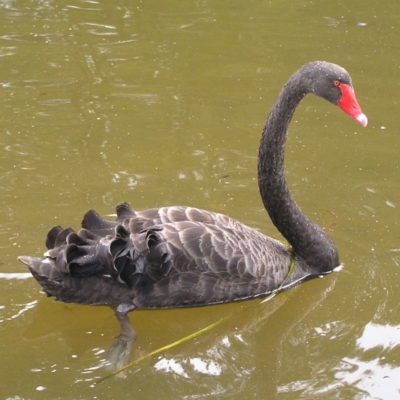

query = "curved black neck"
[258,73,339,272]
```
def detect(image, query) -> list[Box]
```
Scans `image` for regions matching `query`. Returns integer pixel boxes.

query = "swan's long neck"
[258,73,339,272]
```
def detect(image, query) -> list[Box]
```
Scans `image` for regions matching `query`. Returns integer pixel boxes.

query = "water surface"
[1,0,400,399]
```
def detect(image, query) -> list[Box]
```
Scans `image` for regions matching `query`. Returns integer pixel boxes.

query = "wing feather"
[19,203,314,308]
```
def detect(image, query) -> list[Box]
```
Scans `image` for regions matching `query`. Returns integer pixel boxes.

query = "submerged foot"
[104,303,136,377]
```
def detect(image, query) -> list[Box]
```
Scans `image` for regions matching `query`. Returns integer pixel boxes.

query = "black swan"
[18,61,367,358]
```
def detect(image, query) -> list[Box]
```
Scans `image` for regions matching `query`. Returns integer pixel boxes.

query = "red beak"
[337,84,368,127]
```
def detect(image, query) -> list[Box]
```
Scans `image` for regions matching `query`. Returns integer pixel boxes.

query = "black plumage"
[18,61,367,366]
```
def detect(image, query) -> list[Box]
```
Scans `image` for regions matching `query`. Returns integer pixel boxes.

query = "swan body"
[20,204,318,309]
[18,61,367,349]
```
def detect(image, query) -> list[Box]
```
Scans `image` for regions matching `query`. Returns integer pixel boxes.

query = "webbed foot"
[105,303,136,377]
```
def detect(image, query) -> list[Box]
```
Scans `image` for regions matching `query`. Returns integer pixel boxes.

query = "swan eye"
[333,80,341,87]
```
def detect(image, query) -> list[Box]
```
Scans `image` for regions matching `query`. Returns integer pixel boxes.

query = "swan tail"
[18,222,136,304]
[18,256,63,288]
[17,207,174,305]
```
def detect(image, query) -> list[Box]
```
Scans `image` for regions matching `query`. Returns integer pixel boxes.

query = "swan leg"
[115,303,136,342]
[105,303,136,375]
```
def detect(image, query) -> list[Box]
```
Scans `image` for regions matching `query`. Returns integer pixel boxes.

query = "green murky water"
[1,1,400,398]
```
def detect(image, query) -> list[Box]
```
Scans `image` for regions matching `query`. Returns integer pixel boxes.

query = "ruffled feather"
[18,203,316,308]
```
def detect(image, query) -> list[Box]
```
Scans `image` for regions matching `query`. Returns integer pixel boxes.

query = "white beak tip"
[356,113,368,127]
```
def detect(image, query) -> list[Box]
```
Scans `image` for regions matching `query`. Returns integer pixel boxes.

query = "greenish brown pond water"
[1,0,400,399]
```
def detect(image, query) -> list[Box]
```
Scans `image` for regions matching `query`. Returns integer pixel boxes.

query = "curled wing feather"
[19,203,313,308]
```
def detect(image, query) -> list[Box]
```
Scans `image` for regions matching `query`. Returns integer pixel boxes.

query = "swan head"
[302,61,368,127]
